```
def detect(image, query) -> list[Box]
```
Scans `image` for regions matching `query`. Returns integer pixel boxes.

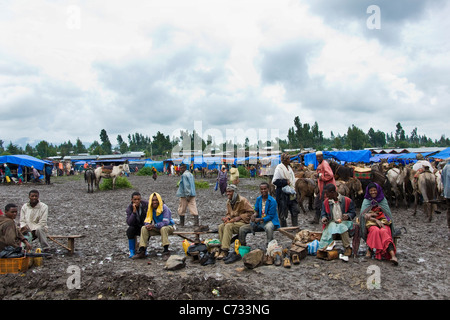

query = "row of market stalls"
[2,147,449,181]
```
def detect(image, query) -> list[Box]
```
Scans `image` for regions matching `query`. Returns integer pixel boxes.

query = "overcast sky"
[1,0,449,148]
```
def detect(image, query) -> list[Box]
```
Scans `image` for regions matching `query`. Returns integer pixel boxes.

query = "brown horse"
[84,168,95,193]
[295,178,317,213]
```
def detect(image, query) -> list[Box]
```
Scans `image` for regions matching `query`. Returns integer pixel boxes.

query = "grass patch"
[136,167,158,176]
[195,180,209,189]
[99,176,133,190]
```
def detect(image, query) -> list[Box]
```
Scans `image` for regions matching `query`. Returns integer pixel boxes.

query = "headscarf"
[144,192,164,224]
[226,184,238,206]
[364,182,385,204]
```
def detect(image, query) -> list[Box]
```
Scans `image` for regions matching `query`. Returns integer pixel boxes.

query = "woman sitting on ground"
[360,182,398,265]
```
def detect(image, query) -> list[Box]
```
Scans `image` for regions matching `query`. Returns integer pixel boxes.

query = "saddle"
[101,165,113,174]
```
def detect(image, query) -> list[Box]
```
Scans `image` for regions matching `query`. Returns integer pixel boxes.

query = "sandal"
[274,252,282,266]
[291,254,300,265]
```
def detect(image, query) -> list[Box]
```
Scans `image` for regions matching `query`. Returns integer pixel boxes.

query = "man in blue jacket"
[176,163,199,227]
[239,182,281,248]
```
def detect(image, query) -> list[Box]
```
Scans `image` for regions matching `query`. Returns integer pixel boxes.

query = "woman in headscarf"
[360,182,398,265]
[217,165,228,196]
[132,192,175,261]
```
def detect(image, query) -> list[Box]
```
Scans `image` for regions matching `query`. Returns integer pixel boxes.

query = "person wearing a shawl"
[133,192,175,261]
[318,184,355,257]
[360,182,398,265]
[312,151,336,224]
[217,165,228,196]
[272,153,299,227]
[216,184,254,261]
[229,164,240,185]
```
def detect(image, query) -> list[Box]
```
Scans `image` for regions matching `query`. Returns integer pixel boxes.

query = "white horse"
[94,163,130,190]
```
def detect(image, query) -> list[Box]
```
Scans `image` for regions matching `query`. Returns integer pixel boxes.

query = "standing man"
[441,159,450,232]
[45,164,53,185]
[239,182,280,248]
[311,151,336,224]
[272,153,299,227]
[19,190,52,252]
[177,163,199,227]
[0,204,32,252]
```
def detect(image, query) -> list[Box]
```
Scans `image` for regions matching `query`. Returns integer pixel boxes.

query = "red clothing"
[366,225,396,260]
[317,160,336,195]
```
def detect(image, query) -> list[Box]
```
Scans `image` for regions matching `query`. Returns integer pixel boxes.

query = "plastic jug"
[34,248,43,267]
[234,239,241,254]
[182,239,190,255]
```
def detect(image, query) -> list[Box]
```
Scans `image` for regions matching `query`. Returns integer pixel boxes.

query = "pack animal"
[94,163,130,190]
[414,169,438,222]
[84,168,96,193]
[295,178,317,213]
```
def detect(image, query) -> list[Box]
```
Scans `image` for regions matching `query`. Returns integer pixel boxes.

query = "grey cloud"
[307,0,446,45]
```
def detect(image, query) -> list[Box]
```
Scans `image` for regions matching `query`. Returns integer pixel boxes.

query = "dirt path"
[0,174,449,301]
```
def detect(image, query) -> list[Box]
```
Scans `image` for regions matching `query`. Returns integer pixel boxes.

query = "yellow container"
[34,248,43,267]
[182,240,190,255]
[234,239,241,254]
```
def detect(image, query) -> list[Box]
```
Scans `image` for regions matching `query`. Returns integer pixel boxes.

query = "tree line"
[1,117,448,159]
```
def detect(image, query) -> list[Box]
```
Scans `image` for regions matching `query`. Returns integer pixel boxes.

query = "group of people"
[3,153,448,267]
[125,152,414,266]
[0,164,52,184]
[0,190,53,254]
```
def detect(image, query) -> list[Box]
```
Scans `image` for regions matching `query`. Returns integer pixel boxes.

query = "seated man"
[0,204,32,252]
[239,182,280,248]
[125,191,149,258]
[19,190,52,252]
[133,192,175,261]
[318,184,356,256]
[217,184,254,263]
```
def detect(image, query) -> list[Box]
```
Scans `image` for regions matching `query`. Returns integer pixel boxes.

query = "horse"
[94,163,130,190]
[414,170,438,222]
[386,166,410,208]
[84,168,96,193]
[295,178,317,213]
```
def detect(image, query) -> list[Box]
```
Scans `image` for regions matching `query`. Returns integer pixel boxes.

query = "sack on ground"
[243,249,264,269]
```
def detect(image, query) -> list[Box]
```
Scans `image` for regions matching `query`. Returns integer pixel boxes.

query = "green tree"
[74,138,88,154]
[117,135,128,154]
[100,129,112,154]
[346,125,367,150]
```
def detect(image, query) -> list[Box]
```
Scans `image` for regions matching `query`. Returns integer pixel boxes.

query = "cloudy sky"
[1,0,449,148]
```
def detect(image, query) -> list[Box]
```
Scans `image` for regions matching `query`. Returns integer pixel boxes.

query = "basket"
[0,257,31,274]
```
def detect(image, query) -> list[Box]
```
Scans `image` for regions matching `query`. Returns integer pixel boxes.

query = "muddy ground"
[0,173,448,302]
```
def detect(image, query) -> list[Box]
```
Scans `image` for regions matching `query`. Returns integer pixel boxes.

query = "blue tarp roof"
[429,147,450,160]
[143,160,164,172]
[0,155,49,171]
[304,150,371,169]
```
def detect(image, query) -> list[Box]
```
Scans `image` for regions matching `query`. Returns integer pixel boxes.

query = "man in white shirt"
[272,153,299,227]
[20,189,51,252]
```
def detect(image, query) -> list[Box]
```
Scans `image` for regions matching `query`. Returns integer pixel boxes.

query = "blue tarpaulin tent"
[304,150,371,169]
[0,155,49,170]
[429,147,450,160]
[143,160,164,172]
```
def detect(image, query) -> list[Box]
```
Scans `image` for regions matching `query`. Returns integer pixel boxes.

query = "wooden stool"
[48,235,84,254]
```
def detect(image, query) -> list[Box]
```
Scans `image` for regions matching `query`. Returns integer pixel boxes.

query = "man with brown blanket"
[0,204,32,252]
[216,184,254,263]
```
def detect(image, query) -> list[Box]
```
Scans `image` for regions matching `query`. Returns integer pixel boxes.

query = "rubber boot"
[193,215,199,226]
[180,216,185,227]
[128,239,136,258]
